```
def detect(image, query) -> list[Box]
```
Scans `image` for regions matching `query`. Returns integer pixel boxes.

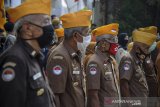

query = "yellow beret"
[157,41,160,49]
[127,42,134,52]
[0,0,6,30]
[7,0,51,23]
[55,28,64,38]
[60,10,92,28]
[132,29,156,46]
[138,26,157,35]
[0,18,5,30]
[92,23,119,36]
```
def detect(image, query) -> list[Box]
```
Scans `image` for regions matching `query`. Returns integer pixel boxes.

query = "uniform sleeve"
[86,62,100,90]
[0,56,26,107]
[46,55,68,93]
[119,56,133,81]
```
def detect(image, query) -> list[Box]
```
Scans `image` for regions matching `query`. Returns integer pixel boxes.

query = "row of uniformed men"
[49,21,159,107]
[0,0,159,107]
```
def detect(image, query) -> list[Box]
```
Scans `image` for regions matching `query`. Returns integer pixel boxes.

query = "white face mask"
[148,42,157,53]
[77,35,91,59]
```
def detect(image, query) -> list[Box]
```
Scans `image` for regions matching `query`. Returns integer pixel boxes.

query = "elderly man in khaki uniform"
[138,26,158,97]
[0,0,56,107]
[119,28,157,106]
[46,10,92,107]
[86,23,120,107]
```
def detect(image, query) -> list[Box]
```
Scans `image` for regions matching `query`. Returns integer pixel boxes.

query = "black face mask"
[37,25,54,48]
[22,23,55,48]
[136,47,150,60]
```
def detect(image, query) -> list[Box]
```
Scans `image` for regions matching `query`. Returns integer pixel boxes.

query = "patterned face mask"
[108,43,119,56]
[77,35,91,59]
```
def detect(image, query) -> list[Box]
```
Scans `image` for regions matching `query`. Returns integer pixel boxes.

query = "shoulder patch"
[123,63,130,71]
[53,65,63,75]
[2,68,15,82]
[89,67,97,75]
[3,62,16,68]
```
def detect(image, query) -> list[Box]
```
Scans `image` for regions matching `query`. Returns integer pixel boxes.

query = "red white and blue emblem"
[53,65,62,75]
[123,63,130,71]
[2,68,15,82]
[90,67,97,75]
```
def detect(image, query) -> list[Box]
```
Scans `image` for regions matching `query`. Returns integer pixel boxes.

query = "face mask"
[23,22,54,48]
[77,35,91,58]
[148,42,156,53]
[36,25,54,48]
[108,43,119,56]
[136,47,150,60]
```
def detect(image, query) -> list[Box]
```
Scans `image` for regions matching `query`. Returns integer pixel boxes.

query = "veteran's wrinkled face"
[134,41,150,59]
[24,14,52,38]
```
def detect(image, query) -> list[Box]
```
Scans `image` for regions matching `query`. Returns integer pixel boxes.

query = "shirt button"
[37,88,44,96]
[73,82,79,86]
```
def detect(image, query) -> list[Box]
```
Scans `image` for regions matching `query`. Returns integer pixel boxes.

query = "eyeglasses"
[80,28,91,37]
[104,36,118,43]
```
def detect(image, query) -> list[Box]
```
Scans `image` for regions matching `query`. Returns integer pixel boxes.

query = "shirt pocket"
[72,70,81,82]
[135,68,143,79]
[135,68,148,89]
[29,72,45,90]
[104,72,113,81]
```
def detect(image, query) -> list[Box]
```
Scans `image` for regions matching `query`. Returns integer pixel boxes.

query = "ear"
[73,32,78,42]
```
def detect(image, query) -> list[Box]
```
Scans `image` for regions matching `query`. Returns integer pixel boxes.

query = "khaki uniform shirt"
[86,49,120,107]
[46,41,85,107]
[119,52,148,97]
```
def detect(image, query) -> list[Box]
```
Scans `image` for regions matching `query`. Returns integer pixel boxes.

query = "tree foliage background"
[95,0,160,36]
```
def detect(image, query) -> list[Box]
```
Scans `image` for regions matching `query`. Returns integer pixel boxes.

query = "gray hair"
[14,14,45,36]
[96,34,118,43]
[64,27,87,40]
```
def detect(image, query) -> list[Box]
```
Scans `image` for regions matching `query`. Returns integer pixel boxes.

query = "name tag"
[146,60,150,64]
[73,71,80,75]
[33,72,42,80]
[105,72,112,75]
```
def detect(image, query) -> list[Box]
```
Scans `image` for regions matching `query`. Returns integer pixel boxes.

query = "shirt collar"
[17,38,44,59]
[130,51,140,64]
[62,41,81,60]
[95,48,111,62]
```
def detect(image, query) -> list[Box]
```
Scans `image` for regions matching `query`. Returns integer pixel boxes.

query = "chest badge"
[37,88,44,96]
[73,82,79,86]
[146,60,150,64]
